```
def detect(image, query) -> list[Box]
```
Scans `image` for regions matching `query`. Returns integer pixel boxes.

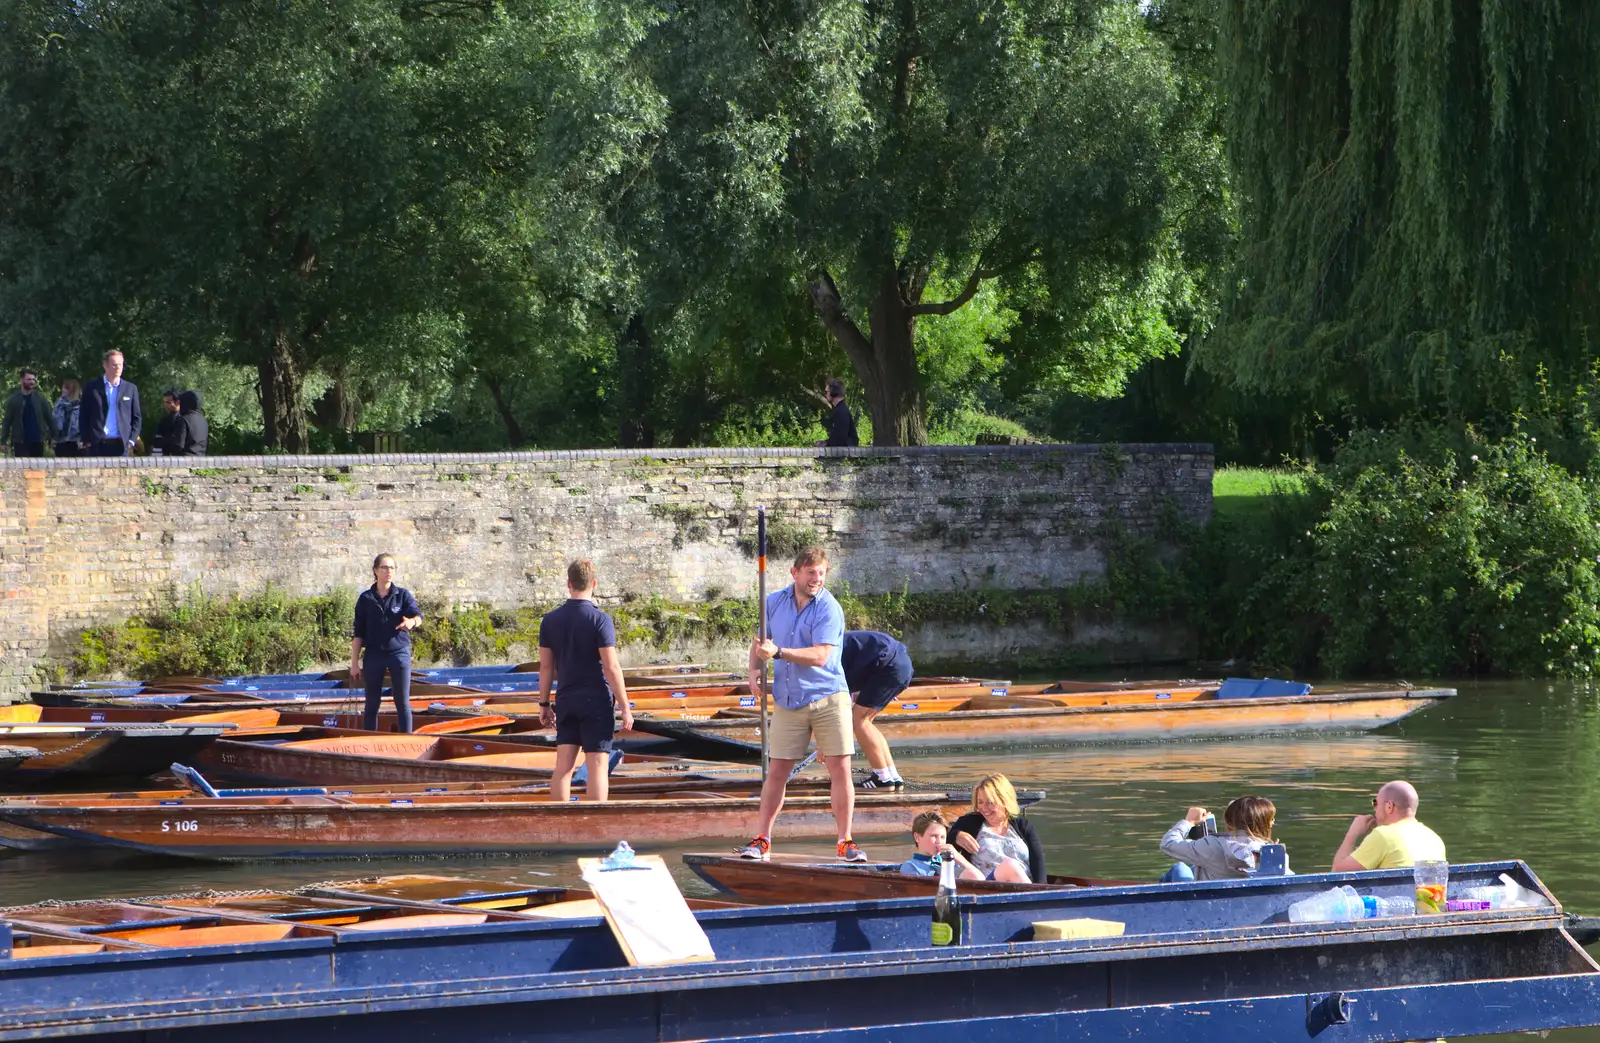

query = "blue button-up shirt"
[103,378,121,441]
[764,586,847,710]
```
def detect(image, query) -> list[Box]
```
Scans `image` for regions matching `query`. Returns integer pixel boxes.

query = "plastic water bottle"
[1360,894,1406,918]
[603,840,635,869]
[1288,885,1364,923]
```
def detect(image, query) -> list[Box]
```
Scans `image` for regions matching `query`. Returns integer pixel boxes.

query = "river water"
[2,677,1597,1041]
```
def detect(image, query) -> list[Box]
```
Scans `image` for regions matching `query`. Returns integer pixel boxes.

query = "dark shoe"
[858,775,905,791]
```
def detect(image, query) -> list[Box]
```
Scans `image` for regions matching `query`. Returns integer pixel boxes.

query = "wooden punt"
[0,746,38,773]
[0,861,1597,1043]
[0,723,232,784]
[682,851,1137,903]
[0,767,890,853]
[0,897,523,946]
[148,892,501,930]
[0,703,534,740]
[3,922,149,959]
[0,787,967,860]
[193,727,752,787]
[35,674,1006,712]
[308,873,743,913]
[630,684,1456,754]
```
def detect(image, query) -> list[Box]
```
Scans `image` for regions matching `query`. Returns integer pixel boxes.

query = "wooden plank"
[341,912,489,932]
[578,854,715,966]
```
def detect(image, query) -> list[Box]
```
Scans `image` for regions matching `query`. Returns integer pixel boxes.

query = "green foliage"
[73,587,352,679]
[1196,434,1600,678]
[737,516,823,562]
[67,588,768,678]
[637,0,1230,445]
[1205,0,1600,451]
[0,0,660,451]
[610,595,761,651]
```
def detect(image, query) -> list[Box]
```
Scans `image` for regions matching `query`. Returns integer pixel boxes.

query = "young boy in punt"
[899,810,983,879]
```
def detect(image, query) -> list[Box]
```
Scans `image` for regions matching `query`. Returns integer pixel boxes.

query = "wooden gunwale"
[636,691,1452,742]
[194,728,741,786]
[0,790,962,860]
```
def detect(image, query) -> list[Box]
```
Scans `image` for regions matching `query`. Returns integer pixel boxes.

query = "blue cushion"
[1213,677,1312,700]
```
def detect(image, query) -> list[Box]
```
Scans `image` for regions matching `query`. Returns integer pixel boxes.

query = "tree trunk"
[864,274,928,446]
[808,270,929,446]
[483,374,525,447]
[311,366,360,434]
[616,312,656,448]
[258,326,308,453]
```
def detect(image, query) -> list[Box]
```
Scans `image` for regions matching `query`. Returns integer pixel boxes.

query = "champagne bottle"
[932,856,961,946]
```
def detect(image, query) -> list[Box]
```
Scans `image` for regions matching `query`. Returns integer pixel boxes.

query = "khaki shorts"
[769,691,853,760]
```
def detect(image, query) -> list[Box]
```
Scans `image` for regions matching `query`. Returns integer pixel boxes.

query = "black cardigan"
[947,812,1047,883]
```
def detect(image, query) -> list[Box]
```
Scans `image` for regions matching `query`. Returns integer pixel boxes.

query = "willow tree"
[640,0,1220,445]
[1205,0,1600,434]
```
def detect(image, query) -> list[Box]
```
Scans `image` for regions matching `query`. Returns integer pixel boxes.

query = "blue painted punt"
[0,861,1596,1041]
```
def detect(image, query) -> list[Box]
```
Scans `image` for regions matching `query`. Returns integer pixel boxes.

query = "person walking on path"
[2,368,55,457]
[78,350,141,457]
[739,546,865,862]
[52,379,81,457]
[820,378,858,447]
[350,553,422,733]
[1332,779,1446,870]
[843,629,912,790]
[537,559,634,802]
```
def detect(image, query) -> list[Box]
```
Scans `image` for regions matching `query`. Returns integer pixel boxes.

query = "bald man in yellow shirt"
[1332,779,1446,871]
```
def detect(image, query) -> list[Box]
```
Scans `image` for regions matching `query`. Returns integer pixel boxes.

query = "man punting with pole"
[738,538,864,862]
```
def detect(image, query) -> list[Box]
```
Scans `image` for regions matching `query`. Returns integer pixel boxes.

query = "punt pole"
[757,505,770,781]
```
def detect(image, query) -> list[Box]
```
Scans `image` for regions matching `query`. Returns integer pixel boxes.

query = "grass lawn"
[1213,465,1307,525]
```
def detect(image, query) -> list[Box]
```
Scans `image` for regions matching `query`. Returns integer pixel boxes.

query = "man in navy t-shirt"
[843,630,914,790]
[537,559,633,802]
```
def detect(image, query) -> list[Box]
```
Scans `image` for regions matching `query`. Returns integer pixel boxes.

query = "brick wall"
[0,444,1211,697]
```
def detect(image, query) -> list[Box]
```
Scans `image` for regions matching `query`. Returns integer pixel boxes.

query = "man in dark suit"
[79,349,141,457]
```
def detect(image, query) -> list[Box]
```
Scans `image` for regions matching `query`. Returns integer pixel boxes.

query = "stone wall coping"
[0,442,1214,471]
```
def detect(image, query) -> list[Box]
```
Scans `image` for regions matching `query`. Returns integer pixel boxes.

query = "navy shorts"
[854,648,915,711]
[554,690,615,753]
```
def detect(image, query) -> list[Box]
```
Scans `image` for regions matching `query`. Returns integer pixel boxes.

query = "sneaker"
[837,838,868,863]
[857,775,905,791]
[736,835,771,861]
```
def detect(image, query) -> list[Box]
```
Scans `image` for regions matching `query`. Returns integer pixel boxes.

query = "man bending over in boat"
[538,559,633,802]
[843,629,913,791]
[901,811,982,879]
[1332,780,1446,870]
[740,546,865,862]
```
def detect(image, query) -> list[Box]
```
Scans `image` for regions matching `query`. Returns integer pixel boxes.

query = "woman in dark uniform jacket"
[350,552,422,732]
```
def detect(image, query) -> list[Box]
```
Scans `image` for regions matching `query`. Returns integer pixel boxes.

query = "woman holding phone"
[350,552,422,732]
[1159,796,1279,881]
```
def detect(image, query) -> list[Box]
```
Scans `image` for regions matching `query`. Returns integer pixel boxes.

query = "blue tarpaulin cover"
[1214,677,1312,700]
